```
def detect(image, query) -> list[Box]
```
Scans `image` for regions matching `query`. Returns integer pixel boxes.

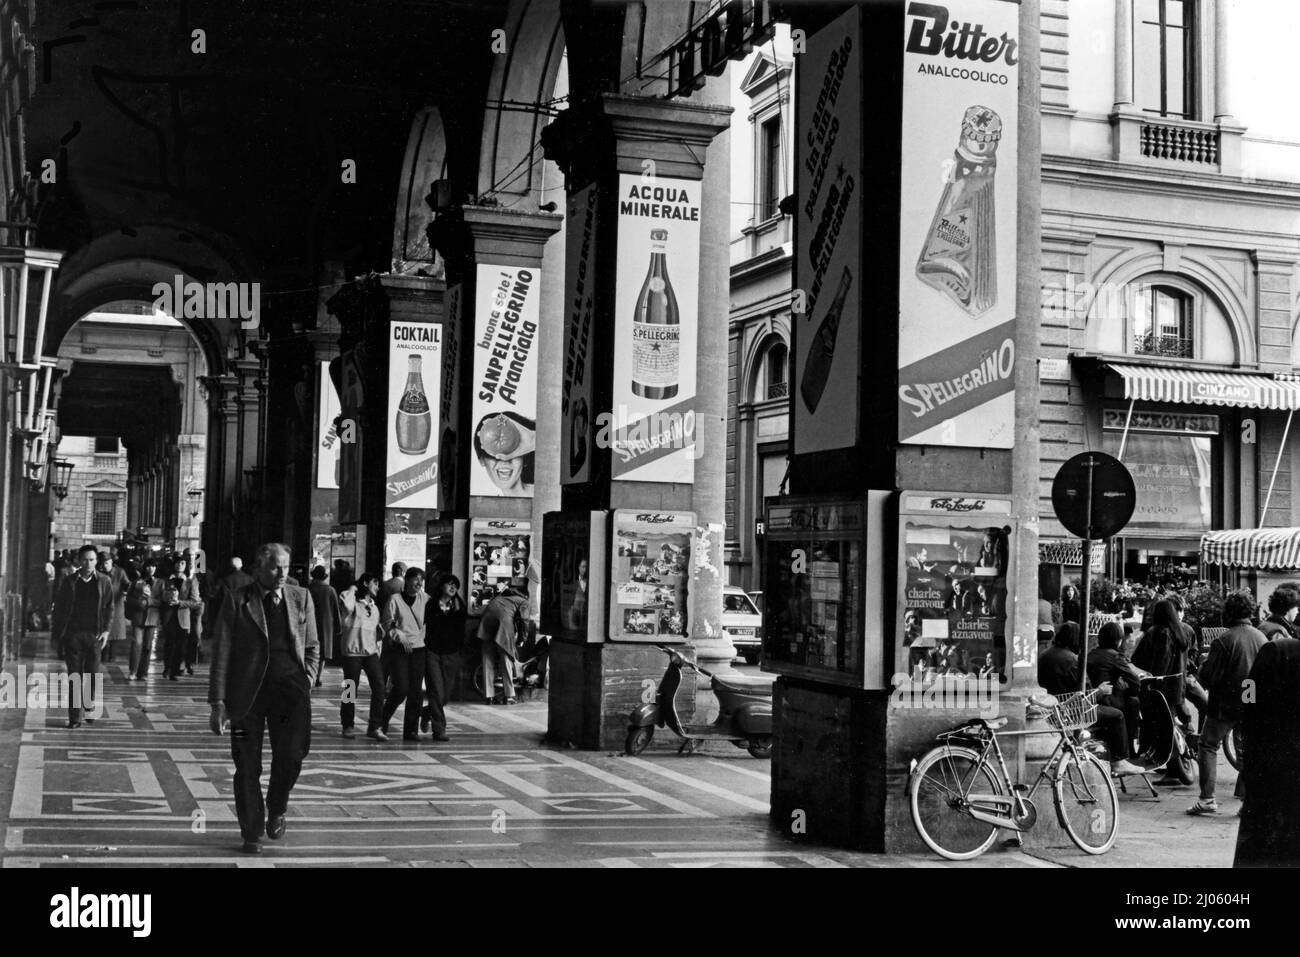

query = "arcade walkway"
[0,638,1241,868]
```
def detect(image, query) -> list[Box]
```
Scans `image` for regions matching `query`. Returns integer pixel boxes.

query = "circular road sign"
[1051,451,1136,540]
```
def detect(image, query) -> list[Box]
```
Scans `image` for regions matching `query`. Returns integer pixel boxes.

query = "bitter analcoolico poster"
[898,0,1019,448]
[611,172,700,483]
[470,264,541,498]
[386,320,443,508]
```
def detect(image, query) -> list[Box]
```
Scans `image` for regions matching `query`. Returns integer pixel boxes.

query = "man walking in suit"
[51,544,114,728]
[208,542,320,854]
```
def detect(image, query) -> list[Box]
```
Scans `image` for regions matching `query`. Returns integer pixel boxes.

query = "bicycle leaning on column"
[907,688,1119,861]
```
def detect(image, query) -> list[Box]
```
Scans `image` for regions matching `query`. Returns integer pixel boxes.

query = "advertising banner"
[562,183,599,486]
[469,265,540,498]
[386,321,443,508]
[898,0,1019,448]
[469,519,530,617]
[608,510,694,642]
[611,173,700,483]
[338,349,365,525]
[792,4,862,455]
[316,360,342,490]
[438,283,464,511]
[897,492,1015,682]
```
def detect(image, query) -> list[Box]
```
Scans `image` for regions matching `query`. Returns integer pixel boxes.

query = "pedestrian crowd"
[1042,581,1300,867]
[47,540,543,854]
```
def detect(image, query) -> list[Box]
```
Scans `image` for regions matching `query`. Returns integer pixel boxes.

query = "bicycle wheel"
[909,745,1005,861]
[1224,726,1243,772]
[1054,749,1119,855]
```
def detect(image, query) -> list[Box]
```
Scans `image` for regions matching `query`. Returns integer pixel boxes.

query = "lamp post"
[51,459,73,502]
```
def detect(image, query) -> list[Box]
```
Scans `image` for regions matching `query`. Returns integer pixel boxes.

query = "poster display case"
[608,509,694,643]
[540,511,609,643]
[897,491,1016,683]
[468,518,530,616]
[760,493,889,689]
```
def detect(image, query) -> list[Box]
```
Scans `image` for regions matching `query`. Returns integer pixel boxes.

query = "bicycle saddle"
[1029,692,1058,711]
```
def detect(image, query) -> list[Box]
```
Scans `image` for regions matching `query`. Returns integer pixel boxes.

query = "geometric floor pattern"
[3,642,1234,867]
[3,651,849,868]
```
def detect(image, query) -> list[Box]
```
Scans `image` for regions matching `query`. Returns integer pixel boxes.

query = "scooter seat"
[711,672,776,696]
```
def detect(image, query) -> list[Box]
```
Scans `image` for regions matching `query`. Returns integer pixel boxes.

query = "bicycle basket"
[1046,691,1097,732]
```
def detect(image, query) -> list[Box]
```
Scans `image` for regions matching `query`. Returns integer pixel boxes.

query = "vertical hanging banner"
[386,321,443,508]
[338,349,365,525]
[611,173,700,483]
[562,183,600,486]
[438,284,463,512]
[470,265,541,498]
[316,360,342,490]
[793,4,863,456]
[898,0,1020,448]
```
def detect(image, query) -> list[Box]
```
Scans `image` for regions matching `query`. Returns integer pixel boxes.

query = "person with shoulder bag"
[339,573,386,740]
[378,566,429,741]
[127,558,166,680]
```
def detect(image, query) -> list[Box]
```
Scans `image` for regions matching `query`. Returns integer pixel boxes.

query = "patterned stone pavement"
[0,640,1239,868]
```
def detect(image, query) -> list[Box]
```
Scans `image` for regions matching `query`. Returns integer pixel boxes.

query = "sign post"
[1051,451,1136,695]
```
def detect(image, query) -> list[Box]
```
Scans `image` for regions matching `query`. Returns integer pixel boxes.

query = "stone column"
[1214,0,1234,122]
[1113,0,1133,110]
[541,91,732,749]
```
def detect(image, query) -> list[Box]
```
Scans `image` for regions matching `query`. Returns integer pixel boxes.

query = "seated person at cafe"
[1039,622,1145,777]
[1087,621,1147,756]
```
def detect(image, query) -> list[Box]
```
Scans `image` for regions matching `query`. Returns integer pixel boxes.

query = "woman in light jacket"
[340,573,387,740]
[380,566,429,741]
[161,554,203,681]
[128,558,166,680]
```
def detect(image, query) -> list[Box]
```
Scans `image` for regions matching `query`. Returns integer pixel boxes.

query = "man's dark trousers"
[62,630,101,724]
[229,673,312,842]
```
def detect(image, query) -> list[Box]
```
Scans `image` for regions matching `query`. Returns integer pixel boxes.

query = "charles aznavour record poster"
[386,320,443,508]
[611,173,700,483]
[471,264,540,498]
[898,0,1019,448]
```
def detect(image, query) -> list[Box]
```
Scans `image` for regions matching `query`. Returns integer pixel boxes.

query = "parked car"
[722,586,763,665]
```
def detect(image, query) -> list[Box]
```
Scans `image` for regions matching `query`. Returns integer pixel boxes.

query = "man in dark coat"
[208,543,319,855]
[51,544,115,727]
[307,565,342,676]
[1188,591,1266,816]
[1235,634,1300,866]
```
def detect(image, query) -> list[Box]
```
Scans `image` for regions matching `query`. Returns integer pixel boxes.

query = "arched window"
[765,342,788,400]
[1133,285,1193,358]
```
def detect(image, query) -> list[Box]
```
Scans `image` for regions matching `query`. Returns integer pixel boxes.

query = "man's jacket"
[207,581,320,719]
[51,572,114,647]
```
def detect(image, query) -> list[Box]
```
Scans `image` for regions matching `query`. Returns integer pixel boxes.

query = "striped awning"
[1108,363,1300,410]
[1201,528,1300,570]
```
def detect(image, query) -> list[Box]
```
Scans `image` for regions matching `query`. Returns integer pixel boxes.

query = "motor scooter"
[625,644,775,758]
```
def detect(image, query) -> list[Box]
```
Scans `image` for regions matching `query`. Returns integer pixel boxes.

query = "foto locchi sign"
[666,0,775,98]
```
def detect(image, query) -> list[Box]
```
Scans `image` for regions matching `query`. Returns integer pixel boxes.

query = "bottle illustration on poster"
[395,354,432,454]
[632,228,681,400]
[800,265,852,414]
[916,105,1002,317]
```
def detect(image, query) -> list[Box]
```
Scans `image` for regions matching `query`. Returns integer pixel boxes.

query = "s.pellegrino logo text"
[906,2,1019,66]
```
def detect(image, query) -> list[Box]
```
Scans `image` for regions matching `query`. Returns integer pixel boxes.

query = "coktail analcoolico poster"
[793,3,862,455]
[561,183,599,486]
[611,173,700,483]
[898,0,1019,448]
[386,320,443,508]
[471,264,540,498]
